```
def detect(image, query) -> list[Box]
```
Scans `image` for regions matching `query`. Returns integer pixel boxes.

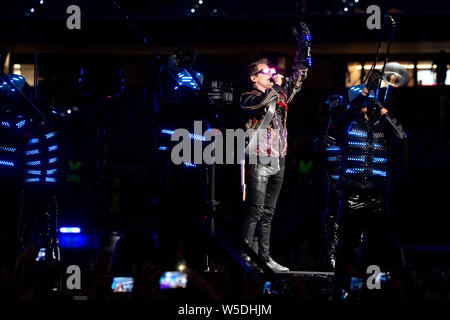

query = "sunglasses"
[254,67,277,76]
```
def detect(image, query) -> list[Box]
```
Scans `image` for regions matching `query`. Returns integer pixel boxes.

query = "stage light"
[178,264,186,272]
[199,0,203,4]
[191,8,195,13]
[158,146,168,151]
[67,109,72,114]
[344,7,348,12]
[60,227,81,233]
[40,0,44,4]
[30,8,35,13]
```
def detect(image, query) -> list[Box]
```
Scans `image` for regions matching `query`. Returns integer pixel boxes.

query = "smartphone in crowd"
[159,271,187,290]
[35,248,46,261]
[350,277,363,291]
[111,277,134,293]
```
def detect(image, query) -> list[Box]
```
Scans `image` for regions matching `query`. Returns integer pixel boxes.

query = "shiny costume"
[0,75,60,264]
[240,35,308,272]
[332,85,406,295]
[314,95,346,270]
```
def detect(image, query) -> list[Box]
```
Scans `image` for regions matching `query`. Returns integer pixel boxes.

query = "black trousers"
[241,158,285,261]
[333,190,395,291]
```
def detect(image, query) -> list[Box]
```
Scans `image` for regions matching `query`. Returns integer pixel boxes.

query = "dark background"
[1,0,450,277]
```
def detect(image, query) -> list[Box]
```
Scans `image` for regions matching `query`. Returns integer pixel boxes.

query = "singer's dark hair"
[246,58,269,79]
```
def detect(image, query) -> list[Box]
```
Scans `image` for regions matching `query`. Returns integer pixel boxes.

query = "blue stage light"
[45,177,56,183]
[25,178,40,183]
[325,146,340,151]
[26,160,41,166]
[159,146,168,151]
[49,157,57,163]
[1,121,10,128]
[60,227,81,233]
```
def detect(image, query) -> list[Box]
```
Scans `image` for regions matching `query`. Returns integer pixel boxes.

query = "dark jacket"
[335,88,406,193]
[240,63,307,158]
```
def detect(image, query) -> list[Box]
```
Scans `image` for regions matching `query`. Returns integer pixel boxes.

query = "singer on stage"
[239,23,310,272]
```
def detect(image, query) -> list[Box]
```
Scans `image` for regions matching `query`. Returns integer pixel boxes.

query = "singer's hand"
[380,107,388,115]
[272,74,283,85]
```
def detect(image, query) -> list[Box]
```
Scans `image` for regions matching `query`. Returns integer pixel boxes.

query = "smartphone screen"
[350,277,363,291]
[111,277,134,292]
[159,271,187,289]
[35,248,46,261]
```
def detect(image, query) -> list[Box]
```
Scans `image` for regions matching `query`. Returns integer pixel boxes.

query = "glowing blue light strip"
[184,162,197,167]
[161,129,205,141]
[159,146,168,151]
[26,160,41,166]
[325,146,340,151]
[49,157,57,164]
[347,156,365,162]
[48,145,58,152]
[346,168,364,174]
[16,120,26,128]
[327,157,338,161]
[45,177,56,183]
[0,160,14,167]
[29,138,39,144]
[349,131,367,137]
[0,146,16,152]
[373,143,384,149]
[25,178,40,183]
[25,149,39,156]
[47,169,57,175]
[26,170,41,175]
[2,121,10,128]
[372,169,387,177]
[372,157,387,163]
[59,227,81,234]
[331,175,340,180]
[45,131,56,139]
[348,141,367,147]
